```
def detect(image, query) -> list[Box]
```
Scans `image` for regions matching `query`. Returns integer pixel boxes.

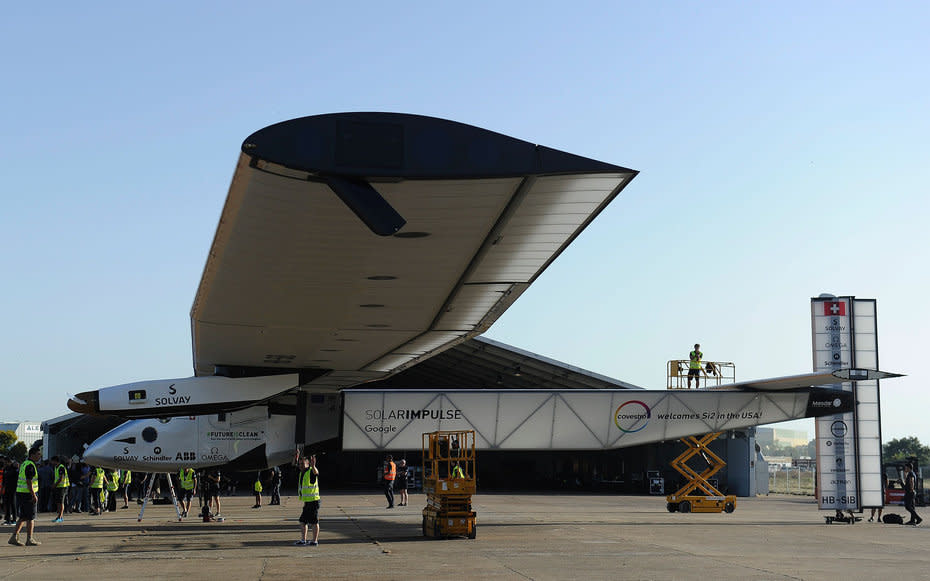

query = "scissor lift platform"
[421,429,477,539]
[665,432,737,514]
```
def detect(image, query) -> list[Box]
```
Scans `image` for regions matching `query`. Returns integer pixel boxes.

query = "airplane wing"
[190,113,637,390]
[706,368,904,391]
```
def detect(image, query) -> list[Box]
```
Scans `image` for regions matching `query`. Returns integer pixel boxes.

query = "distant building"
[756,427,809,448]
[765,455,794,471]
[0,421,43,449]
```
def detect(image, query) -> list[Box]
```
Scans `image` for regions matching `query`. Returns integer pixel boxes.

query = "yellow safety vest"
[178,469,195,490]
[254,478,263,492]
[106,470,120,491]
[451,465,465,479]
[17,460,37,494]
[55,464,70,488]
[121,470,132,486]
[298,470,320,502]
[90,467,105,489]
[689,350,703,370]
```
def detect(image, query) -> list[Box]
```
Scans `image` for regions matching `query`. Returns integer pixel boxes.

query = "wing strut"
[324,175,406,236]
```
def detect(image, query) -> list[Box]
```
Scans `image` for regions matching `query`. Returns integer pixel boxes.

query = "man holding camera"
[688,343,703,388]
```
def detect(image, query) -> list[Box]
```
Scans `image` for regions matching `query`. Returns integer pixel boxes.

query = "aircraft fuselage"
[82,406,294,472]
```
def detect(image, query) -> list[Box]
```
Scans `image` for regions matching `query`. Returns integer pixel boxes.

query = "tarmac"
[1,491,927,581]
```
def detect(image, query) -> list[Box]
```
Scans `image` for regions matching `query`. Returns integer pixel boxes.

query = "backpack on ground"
[883,513,904,524]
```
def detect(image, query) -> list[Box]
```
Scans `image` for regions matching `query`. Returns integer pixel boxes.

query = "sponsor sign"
[614,401,650,433]
[206,430,263,441]
[812,296,882,511]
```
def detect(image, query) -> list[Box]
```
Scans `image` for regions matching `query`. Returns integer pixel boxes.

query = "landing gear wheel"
[678,500,691,513]
[667,502,678,513]
[724,501,735,514]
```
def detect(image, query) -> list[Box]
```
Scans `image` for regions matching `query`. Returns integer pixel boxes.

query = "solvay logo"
[614,400,651,433]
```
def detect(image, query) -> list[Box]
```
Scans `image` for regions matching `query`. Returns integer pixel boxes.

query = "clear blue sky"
[2,2,927,445]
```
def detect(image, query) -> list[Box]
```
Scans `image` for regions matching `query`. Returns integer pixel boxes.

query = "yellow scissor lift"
[422,429,477,539]
[665,359,738,514]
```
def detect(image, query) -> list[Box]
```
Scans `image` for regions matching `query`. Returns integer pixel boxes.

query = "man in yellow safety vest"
[52,456,70,523]
[178,468,197,518]
[252,471,263,509]
[294,452,320,546]
[120,469,132,509]
[89,466,107,515]
[688,343,703,388]
[9,446,43,546]
[105,469,120,512]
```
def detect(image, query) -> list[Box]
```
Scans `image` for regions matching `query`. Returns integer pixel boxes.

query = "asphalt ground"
[1,491,926,580]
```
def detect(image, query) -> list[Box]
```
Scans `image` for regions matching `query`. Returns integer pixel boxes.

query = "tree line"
[0,430,27,462]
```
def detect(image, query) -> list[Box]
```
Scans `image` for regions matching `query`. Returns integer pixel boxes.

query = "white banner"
[342,388,851,451]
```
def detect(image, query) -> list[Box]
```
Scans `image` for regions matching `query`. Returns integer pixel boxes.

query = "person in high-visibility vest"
[294,452,320,546]
[252,471,263,509]
[120,469,132,509]
[105,469,120,513]
[52,456,70,523]
[382,454,396,509]
[9,446,42,547]
[89,466,107,516]
[177,468,197,518]
[687,343,703,388]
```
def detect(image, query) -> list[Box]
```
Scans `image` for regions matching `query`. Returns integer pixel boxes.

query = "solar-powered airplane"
[70,113,901,472]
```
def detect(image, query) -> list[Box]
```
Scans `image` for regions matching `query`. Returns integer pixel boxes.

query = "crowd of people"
[0,455,290,524]
[1,446,319,547]
[2,446,423,548]
[1,454,137,522]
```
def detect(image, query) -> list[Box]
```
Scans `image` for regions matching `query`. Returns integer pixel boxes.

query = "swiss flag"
[823,301,846,316]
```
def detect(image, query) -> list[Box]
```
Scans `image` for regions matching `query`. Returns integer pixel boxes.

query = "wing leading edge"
[706,368,904,391]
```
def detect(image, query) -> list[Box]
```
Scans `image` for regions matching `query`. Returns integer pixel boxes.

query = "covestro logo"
[614,400,651,433]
